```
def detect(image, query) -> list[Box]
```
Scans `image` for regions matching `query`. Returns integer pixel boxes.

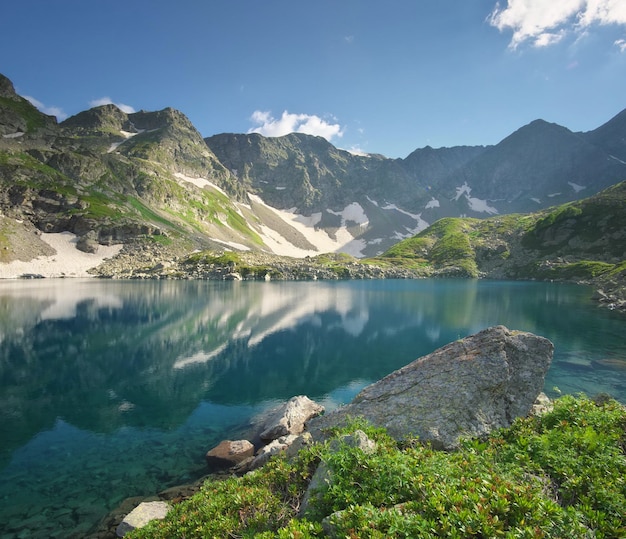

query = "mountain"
[438,119,626,214]
[1,72,625,267]
[374,180,626,308]
[205,114,626,255]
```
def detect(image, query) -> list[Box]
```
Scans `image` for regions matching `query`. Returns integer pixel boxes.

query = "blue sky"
[1,0,625,158]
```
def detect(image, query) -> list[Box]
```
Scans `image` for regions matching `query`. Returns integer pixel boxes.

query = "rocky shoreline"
[80,239,626,313]
[89,326,555,538]
[86,241,424,281]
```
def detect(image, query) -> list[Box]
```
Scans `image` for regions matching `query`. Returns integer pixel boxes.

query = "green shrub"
[127,395,625,538]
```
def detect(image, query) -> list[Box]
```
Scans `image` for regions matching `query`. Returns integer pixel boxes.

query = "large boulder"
[307,326,553,450]
[259,395,324,442]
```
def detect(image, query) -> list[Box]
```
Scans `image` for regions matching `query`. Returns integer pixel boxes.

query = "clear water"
[0,278,624,538]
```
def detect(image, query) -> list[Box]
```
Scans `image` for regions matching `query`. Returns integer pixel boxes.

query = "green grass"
[0,151,73,190]
[183,251,242,266]
[0,96,50,131]
[530,260,616,281]
[128,394,626,538]
[372,218,479,276]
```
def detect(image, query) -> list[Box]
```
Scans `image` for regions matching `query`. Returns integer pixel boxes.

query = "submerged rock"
[308,325,553,450]
[205,439,255,471]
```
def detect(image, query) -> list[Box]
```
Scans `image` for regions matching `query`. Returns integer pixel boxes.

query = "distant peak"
[61,104,129,131]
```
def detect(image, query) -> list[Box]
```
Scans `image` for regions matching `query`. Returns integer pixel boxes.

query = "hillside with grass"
[372,181,626,309]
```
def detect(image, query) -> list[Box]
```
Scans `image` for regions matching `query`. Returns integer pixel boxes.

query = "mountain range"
[1,72,625,264]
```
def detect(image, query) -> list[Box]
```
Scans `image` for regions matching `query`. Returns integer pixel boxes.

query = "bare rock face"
[308,326,553,450]
[205,439,254,471]
[259,395,325,442]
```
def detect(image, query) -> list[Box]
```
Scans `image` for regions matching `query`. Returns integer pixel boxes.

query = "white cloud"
[489,0,626,49]
[616,38,626,51]
[247,110,344,141]
[343,145,369,156]
[89,97,136,114]
[23,95,68,121]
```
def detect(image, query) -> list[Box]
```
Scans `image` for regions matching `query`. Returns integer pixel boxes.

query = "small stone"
[115,501,170,537]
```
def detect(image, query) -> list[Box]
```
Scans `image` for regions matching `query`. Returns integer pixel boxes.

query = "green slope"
[371,181,626,306]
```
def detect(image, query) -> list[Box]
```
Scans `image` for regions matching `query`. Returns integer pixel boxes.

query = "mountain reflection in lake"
[0,278,624,538]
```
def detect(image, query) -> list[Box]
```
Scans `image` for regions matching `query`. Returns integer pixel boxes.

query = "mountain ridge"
[0,72,625,269]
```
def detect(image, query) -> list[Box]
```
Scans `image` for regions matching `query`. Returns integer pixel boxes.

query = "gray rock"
[76,232,99,254]
[259,395,324,442]
[531,392,553,415]
[284,431,313,459]
[250,434,299,470]
[205,439,255,471]
[307,325,553,450]
[115,501,170,537]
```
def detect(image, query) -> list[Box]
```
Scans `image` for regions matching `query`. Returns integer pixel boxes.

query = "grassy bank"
[128,394,625,538]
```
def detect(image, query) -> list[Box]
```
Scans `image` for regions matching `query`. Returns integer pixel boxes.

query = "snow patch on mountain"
[174,172,227,195]
[293,212,322,227]
[454,182,472,201]
[245,194,368,257]
[425,197,440,209]
[107,129,145,153]
[454,182,498,215]
[568,182,586,193]
[212,238,251,251]
[328,202,369,226]
[609,154,626,165]
[467,196,498,215]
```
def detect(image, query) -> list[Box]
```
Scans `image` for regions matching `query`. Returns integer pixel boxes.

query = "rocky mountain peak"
[0,75,57,135]
[61,104,130,134]
[0,73,19,100]
[128,107,195,132]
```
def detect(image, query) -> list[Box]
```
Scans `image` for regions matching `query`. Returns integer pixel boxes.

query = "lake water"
[0,278,625,538]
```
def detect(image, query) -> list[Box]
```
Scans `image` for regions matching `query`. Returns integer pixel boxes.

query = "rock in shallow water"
[205,439,255,471]
[308,325,553,450]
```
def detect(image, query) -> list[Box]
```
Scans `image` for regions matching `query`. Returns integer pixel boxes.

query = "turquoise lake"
[0,278,625,538]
